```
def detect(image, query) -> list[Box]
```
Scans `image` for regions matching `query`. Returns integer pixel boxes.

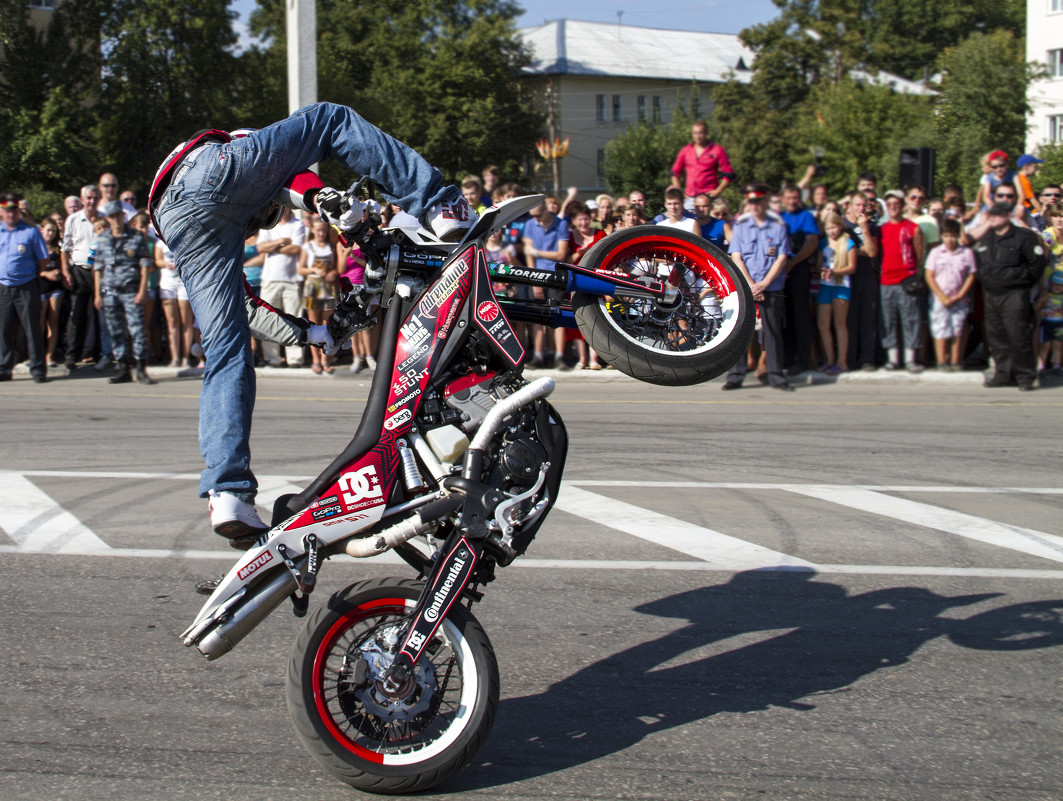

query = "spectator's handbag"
[901,272,928,296]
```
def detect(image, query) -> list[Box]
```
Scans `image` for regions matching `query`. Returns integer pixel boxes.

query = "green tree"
[251,0,541,185]
[792,77,933,195]
[933,30,1037,199]
[602,103,697,213]
[0,0,102,191]
[96,0,247,195]
[744,0,1024,83]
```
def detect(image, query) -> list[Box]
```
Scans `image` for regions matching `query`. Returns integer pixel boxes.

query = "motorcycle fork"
[382,533,481,691]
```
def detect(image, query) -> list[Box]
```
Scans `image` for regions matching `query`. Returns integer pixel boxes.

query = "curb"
[14,362,1047,388]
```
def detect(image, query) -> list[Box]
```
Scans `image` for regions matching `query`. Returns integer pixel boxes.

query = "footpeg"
[279,534,321,618]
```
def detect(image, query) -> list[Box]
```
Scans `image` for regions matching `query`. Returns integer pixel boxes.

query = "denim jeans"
[879,283,921,351]
[155,102,460,501]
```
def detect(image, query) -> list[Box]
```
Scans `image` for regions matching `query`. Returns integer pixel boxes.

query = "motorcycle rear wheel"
[573,227,755,386]
[286,577,499,794]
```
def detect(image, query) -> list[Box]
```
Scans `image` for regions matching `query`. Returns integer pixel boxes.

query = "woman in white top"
[657,187,701,236]
[298,218,340,373]
[155,235,197,367]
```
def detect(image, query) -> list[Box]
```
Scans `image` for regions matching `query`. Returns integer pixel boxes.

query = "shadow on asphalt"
[455,569,1063,790]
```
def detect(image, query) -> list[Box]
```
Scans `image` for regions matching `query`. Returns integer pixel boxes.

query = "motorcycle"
[181,188,755,793]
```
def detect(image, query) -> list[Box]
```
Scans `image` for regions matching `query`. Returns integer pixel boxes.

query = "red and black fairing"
[278,243,522,532]
[280,248,475,531]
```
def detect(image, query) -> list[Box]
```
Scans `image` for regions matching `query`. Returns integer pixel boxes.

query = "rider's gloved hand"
[316,187,364,232]
[305,324,352,356]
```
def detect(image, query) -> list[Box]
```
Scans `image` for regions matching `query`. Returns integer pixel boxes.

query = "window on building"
[637,96,646,122]
[596,95,606,123]
[1053,0,1063,12]
[612,95,622,123]
[27,0,57,7]
[1049,114,1063,143]
[652,97,663,124]
[1049,49,1063,78]
[597,149,606,182]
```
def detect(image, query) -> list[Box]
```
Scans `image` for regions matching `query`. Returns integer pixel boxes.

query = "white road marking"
[554,484,817,570]
[0,473,111,554]
[1,472,1061,578]
[785,486,1063,564]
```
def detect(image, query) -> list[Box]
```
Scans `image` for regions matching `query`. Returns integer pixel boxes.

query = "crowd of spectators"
[1,134,1058,391]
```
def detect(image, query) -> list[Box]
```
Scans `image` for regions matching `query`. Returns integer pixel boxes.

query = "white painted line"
[6,472,1062,495]
[786,486,1063,564]
[2,545,1062,579]
[570,481,1063,494]
[554,483,816,570]
[0,473,111,554]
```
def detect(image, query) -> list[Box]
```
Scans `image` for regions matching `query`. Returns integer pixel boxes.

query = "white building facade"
[1026,0,1063,150]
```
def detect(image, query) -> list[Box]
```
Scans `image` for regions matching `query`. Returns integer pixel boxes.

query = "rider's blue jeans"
[156,102,460,502]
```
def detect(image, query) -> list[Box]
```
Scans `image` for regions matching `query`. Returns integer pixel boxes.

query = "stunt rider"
[148,102,477,548]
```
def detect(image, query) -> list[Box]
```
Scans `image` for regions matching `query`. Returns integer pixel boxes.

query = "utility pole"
[545,81,560,191]
[287,0,317,115]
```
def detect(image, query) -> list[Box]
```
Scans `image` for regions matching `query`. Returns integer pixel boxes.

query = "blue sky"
[230,0,781,49]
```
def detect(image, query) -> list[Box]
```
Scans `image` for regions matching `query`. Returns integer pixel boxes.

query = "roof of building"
[518,19,936,96]
[518,19,754,83]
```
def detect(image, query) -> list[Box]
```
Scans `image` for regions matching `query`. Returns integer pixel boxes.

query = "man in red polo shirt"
[670,120,735,210]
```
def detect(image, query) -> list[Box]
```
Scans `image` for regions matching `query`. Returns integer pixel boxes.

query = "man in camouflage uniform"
[92,201,155,385]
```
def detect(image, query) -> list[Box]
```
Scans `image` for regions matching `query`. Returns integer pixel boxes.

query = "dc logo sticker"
[441,201,468,222]
[338,465,383,506]
[477,301,499,322]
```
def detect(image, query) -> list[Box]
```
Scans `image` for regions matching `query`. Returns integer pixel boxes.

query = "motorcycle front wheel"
[573,227,755,386]
[286,578,499,794]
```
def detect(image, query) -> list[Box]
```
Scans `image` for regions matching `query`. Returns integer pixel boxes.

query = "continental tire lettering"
[424,554,468,622]
[237,550,274,581]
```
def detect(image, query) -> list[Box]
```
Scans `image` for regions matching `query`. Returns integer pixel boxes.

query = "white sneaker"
[423,197,477,242]
[366,355,377,371]
[349,356,365,373]
[208,490,267,539]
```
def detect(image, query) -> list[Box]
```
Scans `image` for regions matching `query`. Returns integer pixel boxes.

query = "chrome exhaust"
[193,569,297,660]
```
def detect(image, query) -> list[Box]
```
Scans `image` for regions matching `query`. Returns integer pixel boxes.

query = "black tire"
[573,226,755,385]
[286,577,499,794]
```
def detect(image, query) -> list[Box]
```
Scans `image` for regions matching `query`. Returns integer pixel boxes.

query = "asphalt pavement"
[0,372,1060,801]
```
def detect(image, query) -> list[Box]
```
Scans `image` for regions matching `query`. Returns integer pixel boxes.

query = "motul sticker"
[477,301,499,321]
[237,550,273,580]
[384,409,412,430]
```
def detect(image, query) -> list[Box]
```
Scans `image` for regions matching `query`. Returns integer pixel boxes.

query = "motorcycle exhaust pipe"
[195,569,297,660]
[462,377,555,480]
[346,493,464,558]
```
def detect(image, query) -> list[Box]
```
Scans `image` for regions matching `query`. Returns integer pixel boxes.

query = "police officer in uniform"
[92,200,155,385]
[975,200,1047,391]
[0,193,49,382]
[724,183,795,391]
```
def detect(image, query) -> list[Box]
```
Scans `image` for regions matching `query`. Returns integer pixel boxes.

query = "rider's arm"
[243,282,311,346]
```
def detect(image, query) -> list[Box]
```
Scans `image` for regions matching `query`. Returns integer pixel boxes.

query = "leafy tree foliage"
[602,103,697,213]
[933,31,1037,199]
[250,0,541,185]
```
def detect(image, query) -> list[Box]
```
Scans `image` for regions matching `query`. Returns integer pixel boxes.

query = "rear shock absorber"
[397,439,426,494]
